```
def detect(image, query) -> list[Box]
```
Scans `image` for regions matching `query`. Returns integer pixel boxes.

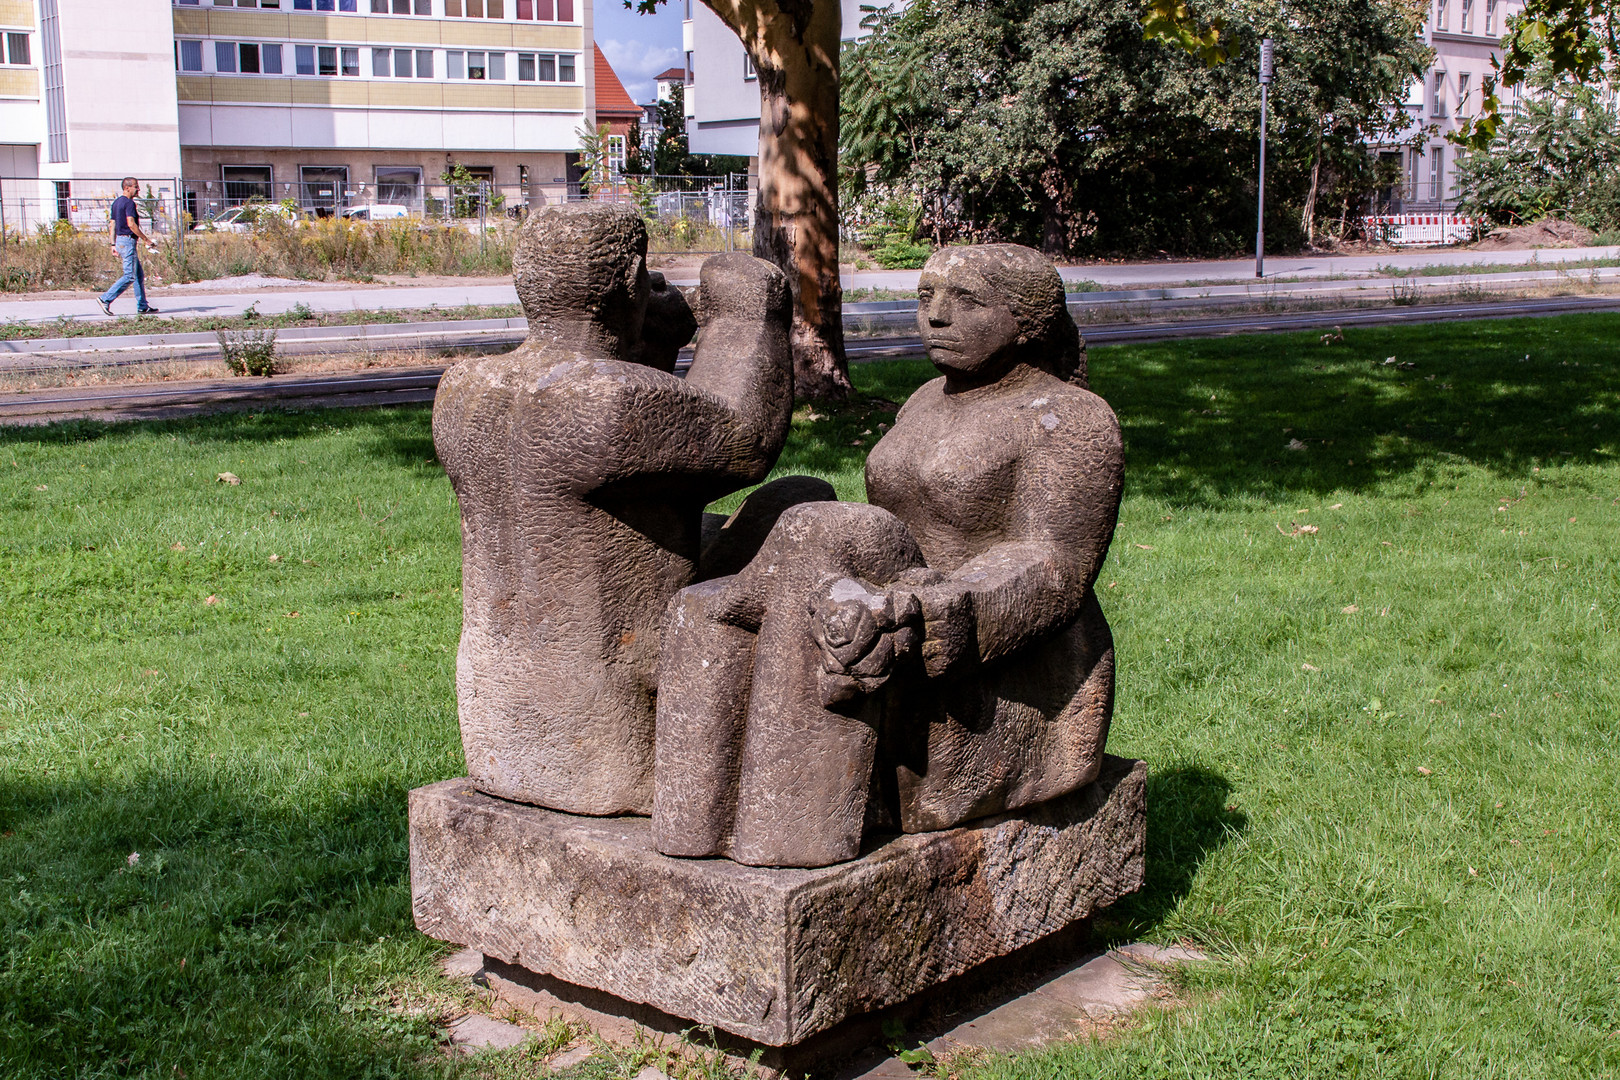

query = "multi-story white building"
[0,0,616,231]
[680,0,871,160]
[0,0,183,233]
[1380,0,1524,211]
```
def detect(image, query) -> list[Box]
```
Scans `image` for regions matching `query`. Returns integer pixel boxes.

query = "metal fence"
[0,173,756,257]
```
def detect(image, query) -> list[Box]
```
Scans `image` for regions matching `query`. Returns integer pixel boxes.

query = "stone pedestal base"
[409,756,1146,1047]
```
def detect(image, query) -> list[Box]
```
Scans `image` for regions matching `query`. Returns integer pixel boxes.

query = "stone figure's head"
[513,203,650,359]
[916,245,1084,387]
[629,271,698,373]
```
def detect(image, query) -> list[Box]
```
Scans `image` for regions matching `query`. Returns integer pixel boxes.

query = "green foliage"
[576,123,613,196]
[440,162,497,219]
[1140,0,1228,65]
[841,0,1431,256]
[1455,51,1620,230]
[217,327,278,376]
[854,191,935,268]
[1453,0,1620,148]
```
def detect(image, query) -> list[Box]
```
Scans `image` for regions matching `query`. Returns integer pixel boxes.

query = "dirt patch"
[1472,218,1598,250]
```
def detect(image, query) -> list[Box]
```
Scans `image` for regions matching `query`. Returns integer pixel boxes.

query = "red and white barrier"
[1365,214,1479,246]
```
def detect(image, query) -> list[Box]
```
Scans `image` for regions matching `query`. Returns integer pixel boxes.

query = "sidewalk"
[2,244,1617,326]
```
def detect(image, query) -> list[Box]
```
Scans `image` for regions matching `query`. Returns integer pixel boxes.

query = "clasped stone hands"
[808,568,978,707]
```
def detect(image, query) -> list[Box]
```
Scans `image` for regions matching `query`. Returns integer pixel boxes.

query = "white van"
[341,204,411,222]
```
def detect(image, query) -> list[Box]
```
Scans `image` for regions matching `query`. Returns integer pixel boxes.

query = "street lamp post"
[1257,37,1274,279]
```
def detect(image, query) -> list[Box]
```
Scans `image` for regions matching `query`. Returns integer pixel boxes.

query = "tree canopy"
[841,0,1431,256]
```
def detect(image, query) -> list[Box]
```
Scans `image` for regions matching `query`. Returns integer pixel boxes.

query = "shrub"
[218,327,277,377]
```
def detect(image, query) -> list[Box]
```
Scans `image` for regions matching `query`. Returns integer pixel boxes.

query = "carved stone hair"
[512,202,648,350]
[924,244,1087,387]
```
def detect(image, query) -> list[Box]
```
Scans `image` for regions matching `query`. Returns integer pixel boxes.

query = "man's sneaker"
[97,298,113,317]
[137,307,160,315]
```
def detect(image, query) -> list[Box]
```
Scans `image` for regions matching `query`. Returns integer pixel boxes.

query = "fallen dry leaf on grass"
[284,611,300,619]
[33,485,46,492]
[1134,544,1154,550]
[1329,503,1343,510]
[1417,766,1433,776]
[268,554,281,563]
[204,595,219,605]
[1285,438,1307,451]
[170,542,186,551]
[1302,663,1321,672]
[217,472,241,485]
[1298,524,1319,534]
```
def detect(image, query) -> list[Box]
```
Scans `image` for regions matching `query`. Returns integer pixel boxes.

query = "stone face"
[432,205,806,816]
[410,756,1146,1047]
[651,243,1124,867]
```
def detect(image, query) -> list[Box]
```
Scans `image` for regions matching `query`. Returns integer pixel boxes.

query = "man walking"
[97,177,160,316]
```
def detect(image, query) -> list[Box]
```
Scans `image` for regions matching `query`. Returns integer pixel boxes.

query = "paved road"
[8,292,1618,425]
[3,243,1617,326]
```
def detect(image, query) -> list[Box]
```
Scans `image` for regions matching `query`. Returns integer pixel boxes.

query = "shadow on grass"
[0,770,437,1078]
[1092,763,1246,944]
[1093,314,1620,505]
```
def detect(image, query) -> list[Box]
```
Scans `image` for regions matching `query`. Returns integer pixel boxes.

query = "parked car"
[202,203,299,232]
[340,204,411,222]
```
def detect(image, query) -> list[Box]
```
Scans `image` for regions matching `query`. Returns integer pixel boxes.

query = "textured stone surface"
[449,1012,531,1052]
[410,756,1145,1046]
[651,243,1124,867]
[433,204,807,816]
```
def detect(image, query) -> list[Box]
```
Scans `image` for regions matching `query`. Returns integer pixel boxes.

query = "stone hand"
[808,576,923,709]
[900,581,977,678]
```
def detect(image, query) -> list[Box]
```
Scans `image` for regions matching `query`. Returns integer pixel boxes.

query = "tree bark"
[1301,121,1324,246]
[704,0,851,400]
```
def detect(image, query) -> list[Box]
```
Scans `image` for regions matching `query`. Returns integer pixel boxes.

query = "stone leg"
[654,501,928,868]
[653,579,758,858]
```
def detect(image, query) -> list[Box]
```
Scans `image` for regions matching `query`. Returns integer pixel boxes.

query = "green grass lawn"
[3,315,1618,1079]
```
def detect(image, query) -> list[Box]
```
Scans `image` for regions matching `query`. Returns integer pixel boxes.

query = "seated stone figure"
[434,203,827,817]
[653,244,1123,867]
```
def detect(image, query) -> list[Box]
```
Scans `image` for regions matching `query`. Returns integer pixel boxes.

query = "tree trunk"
[705,0,851,400]
[1301,122,1324,246]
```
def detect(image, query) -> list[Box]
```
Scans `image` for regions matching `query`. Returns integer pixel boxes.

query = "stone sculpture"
[653,244,1124,868]
[413,231,1143,1051]
[432,203,823,816]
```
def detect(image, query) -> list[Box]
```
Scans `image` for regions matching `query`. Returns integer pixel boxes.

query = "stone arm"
[901,442,1122,678]
[584,254,795,500]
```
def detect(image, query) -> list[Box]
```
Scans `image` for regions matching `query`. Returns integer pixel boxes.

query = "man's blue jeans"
[100,236,149,312]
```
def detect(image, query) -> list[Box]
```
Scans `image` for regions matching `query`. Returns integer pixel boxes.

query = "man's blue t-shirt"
[110,195,138,238]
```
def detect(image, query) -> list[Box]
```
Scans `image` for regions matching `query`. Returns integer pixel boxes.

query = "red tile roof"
[594,45,643,119]
[655,67,686,81]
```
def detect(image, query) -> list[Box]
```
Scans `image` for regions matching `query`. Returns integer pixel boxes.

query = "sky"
[594,0,685,105]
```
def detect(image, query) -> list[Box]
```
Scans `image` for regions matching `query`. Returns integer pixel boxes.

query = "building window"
[559,53,574,81]
[375,47,433,76]
[1460,0,1472,31]
[5,32,29,65]
[213,0,284,6]
[1434,0,1446,31]
[607,134,626,174]
[685,50,693,82]
[468,50,485,78]
[743,52,755,80]
[222,165,273,203]
[376,166,421,204]
[1430,146,1444,201]
[372,0,433,11]
[1457,72,1471,115]
[446,49,463,78]
[444,0,506,16]
[1432,71,1447,117]
[515,0,573,19]
[215,41,236,72]
[300,166,349,214]
[1485,0,1496,33]
[292,0,358,10]
[295,44,359,76]
[178,40,203,71]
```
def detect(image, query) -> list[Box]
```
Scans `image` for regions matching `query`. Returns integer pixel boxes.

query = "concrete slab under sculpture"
[410,757,1146,1047]
[412,216,1143,1051]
